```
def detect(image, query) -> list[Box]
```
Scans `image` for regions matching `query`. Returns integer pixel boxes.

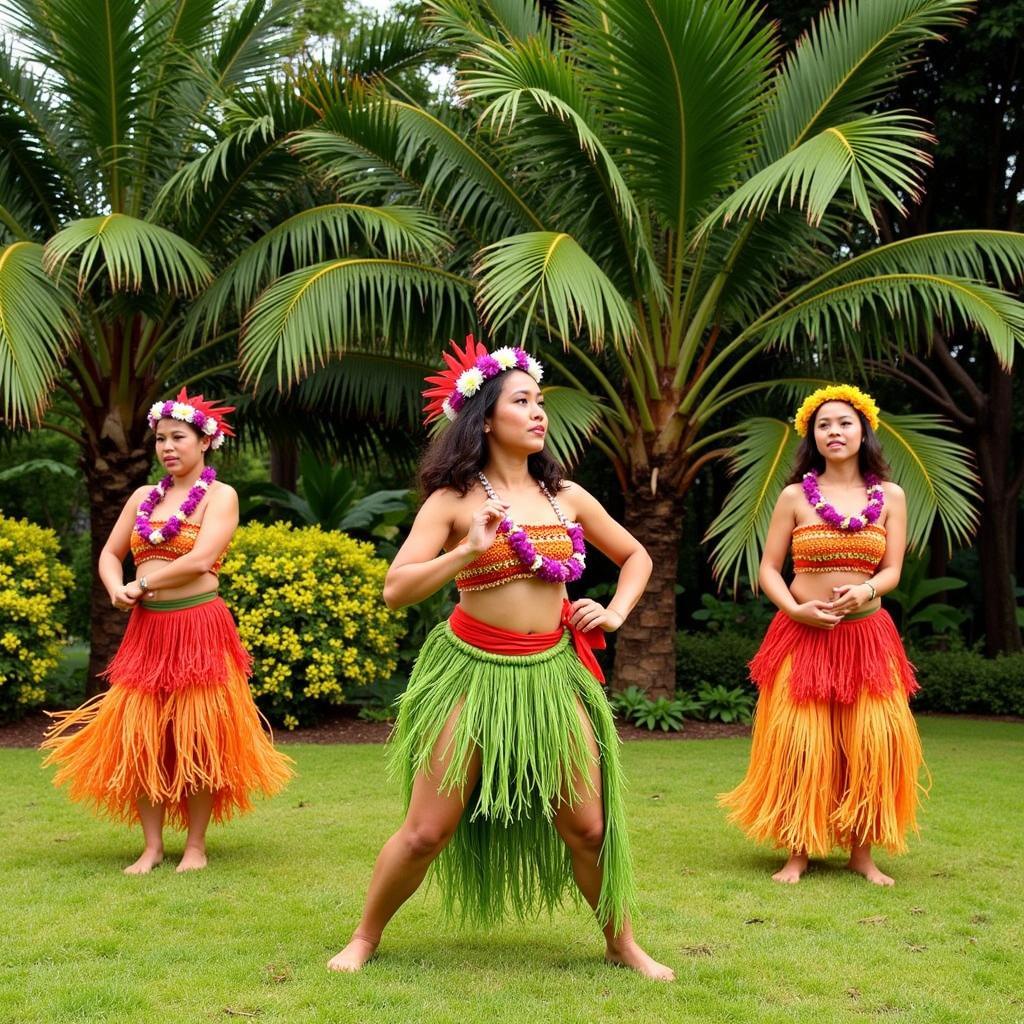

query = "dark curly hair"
[418,371,566,496]
[787,402,890,484]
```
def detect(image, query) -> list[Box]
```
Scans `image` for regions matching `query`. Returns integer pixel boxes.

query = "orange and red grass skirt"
[719,608,927,856]
[42,592,293,829]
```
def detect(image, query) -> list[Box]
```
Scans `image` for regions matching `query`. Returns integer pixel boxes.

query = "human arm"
[561,483,652,633]
[123,485,238,599]
[759,485,842,629]
[382,490,510,610]
[100,486,150,611]
[830,483,906,614]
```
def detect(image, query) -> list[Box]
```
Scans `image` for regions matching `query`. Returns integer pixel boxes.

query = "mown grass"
[1,717,1021,1024]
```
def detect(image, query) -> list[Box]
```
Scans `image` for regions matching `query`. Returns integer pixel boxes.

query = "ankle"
[351,931,380,948]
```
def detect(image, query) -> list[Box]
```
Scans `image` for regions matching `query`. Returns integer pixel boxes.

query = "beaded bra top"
[455,524,578,591]
[130,521,227,574]
[791,523,886,575]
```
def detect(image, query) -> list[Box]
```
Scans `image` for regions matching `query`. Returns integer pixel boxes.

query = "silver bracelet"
[864,582,876,601]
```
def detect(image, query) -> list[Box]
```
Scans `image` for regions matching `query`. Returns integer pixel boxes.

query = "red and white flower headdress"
[147,387,236,450]
[422,334,544,425]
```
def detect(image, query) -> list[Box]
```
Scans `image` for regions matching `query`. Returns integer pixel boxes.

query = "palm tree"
[234,0,1023,692]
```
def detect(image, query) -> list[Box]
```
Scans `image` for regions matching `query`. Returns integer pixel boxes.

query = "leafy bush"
[610,686,688,732]
[219,522,407,728]
[691,585,775,638]
[694,682,755,724]
[911,648,1024,717]
[0,512,75,721]
[676,629,759,691]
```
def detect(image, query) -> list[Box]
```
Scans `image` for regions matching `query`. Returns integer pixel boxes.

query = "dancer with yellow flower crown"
[719,385,926,885]
[42,389,293,873]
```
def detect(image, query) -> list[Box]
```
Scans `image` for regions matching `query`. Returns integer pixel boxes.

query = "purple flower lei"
[802,470,884,531]
[135,466,217,544]
[478,472,586,583]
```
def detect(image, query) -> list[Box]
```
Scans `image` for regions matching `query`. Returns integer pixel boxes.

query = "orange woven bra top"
[130,521,227,574]
[455,524,575,591]
[791,523,886,575]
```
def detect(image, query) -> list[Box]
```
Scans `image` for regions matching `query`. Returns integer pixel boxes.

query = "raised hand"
[465,497,510,555]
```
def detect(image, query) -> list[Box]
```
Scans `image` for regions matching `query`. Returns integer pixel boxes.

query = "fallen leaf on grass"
[910,907,924,915]
[857,915,888,926]
[744,918,766,925]
[847,988,860,1001]
[905,944,927,953]
[681,945,713,957]
[224,1009,260,1018]
[970,913,989,925]
[266,963,292,984]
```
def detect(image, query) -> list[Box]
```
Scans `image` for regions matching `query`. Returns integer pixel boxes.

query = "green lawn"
[2,717,1021,1024]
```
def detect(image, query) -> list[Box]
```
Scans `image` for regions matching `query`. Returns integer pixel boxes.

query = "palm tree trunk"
[83,445,153,697]
[613,479,684,698]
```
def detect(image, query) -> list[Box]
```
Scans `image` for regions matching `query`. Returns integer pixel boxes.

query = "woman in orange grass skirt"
[43,390,292,873]
[719,385,926,886]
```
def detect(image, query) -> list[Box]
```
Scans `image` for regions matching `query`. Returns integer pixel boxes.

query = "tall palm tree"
[234,0,1023,691]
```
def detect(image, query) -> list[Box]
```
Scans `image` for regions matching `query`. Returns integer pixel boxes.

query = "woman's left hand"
[830,582,873,615]
[568,599,624,633]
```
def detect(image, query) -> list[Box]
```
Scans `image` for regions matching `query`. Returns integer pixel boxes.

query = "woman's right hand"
[465,498,510,555]
[788,599,843,630]
[110,585,138,612]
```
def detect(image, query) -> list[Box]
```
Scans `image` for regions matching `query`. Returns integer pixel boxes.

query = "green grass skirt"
[388,621,637,931]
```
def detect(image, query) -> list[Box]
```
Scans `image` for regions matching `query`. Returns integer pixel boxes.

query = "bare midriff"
[456,577,568,635]
[137,557,220,604]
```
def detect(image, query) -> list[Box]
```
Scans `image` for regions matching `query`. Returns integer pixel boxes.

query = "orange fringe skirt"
[42,591,293,829]
[719,608,926,855]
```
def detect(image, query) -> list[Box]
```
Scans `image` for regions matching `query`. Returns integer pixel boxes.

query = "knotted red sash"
[448,599,607,684]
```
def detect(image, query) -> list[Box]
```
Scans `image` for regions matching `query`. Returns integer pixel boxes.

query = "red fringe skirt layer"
[750,608,918,704]
[719,610,927,856]
[42,597,293,829]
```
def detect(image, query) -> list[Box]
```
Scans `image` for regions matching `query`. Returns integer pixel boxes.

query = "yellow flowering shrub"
[0,511,75,721]
[219,522,406,728]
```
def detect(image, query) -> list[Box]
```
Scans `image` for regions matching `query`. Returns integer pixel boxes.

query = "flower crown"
[422,334,544,425]
[794,384,880,438]
[147,387,236,450]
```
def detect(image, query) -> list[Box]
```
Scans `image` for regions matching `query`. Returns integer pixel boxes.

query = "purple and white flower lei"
[147,400,227,449]
[478,472,585,583]
[135,466,217,545]
[802,470,884,531]
[443,347,543,421]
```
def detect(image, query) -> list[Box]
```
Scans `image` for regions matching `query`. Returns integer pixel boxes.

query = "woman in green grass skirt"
[328,337,673,980]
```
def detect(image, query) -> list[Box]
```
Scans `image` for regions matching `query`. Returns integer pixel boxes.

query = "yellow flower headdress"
[794,385,880,438]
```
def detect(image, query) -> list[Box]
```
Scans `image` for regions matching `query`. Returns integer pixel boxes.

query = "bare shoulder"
[778,482,804,506]
[881,481,906,503]
[208,480,238,503]
[554,479,597,518]
[417,485,470,521]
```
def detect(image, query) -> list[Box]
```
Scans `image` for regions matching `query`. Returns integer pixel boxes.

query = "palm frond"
[211,0,302,90]
[475,231,637,348]
[878,412,978,552]
[760,0,971,162]
[703,417,798,590]
[539,385,605,470]
[239,257,474,387]
[43,213,212,294]
[701,113,932,233]
[188,203,452,339]
[569,0,778,229]
[426,0,555,48]
[757,273,1024,369]
[0,241,78,424]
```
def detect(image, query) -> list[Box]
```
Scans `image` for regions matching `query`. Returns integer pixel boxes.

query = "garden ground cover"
[1,717,1021,1024]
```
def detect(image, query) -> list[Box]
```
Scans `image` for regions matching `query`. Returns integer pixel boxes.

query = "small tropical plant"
[885,549,968,639]
[695,683,756,724]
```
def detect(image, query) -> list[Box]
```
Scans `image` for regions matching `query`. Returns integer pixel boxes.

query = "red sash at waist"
[448,599,607,684]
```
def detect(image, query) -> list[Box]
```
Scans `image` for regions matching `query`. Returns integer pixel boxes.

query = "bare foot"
[123,848,163,875]
[605,940,675,981]
[176,845,208,873]
[846,856,894,886]
[328,936,379,973]
[772,853,808,884]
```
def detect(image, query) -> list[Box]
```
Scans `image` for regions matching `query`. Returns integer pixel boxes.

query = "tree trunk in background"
[83,444,152,697]
[270,437,298,491]
[613,477,684,698]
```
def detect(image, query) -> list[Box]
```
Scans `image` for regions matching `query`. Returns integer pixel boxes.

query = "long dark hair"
[418,372,566,496]
[787,403,891,483]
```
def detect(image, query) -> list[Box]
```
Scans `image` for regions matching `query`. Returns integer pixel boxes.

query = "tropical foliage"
[235,0,1024,692]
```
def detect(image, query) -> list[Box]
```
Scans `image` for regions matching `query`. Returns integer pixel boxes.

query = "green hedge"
[910,649,1024,717]
[676,630,758,690]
